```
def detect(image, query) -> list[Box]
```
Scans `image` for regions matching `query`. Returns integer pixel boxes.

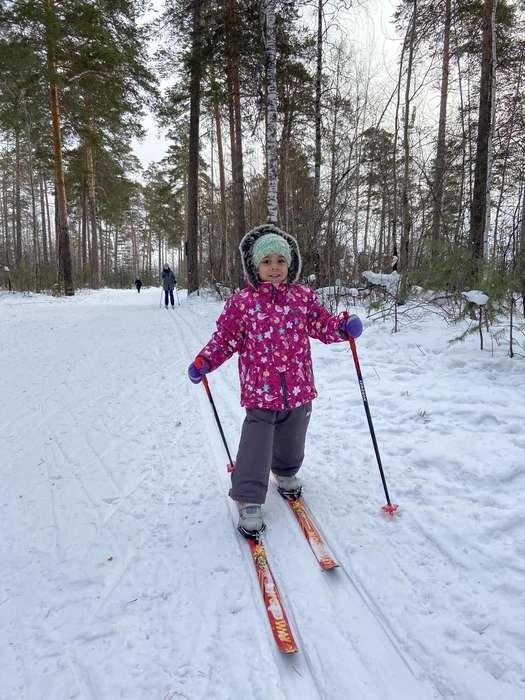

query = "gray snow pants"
[229,402,312,504]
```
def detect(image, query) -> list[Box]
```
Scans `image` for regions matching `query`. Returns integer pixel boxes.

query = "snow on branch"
[362,270,400,294]
[462,290,489,306]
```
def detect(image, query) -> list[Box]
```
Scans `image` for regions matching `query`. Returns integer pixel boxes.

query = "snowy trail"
[166,301,327,700]
[2,287,525,699]
[1,290,268,699]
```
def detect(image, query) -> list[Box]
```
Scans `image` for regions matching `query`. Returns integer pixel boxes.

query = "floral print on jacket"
[198,281,344,411]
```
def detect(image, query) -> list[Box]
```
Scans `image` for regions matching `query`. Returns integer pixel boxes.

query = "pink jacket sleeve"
[306,289,345,345]
[197,296,246,371]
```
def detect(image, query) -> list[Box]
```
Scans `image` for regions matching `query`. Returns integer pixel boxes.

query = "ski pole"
[342,313,398,516]
[159,289,163,308]
[175,287,180,306]
[195,358,235,472]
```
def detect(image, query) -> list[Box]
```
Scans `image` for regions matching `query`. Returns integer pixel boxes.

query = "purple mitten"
[188,357,210,384]
[338,314,363,339]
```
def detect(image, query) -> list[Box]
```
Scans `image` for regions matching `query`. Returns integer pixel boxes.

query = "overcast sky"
[130,0,402,171]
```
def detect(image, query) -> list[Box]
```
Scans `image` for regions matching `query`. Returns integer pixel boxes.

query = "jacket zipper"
[279,373,289,409]
[271,284,288,407]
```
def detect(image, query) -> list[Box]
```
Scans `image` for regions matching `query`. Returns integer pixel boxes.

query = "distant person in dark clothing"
[135,278,143,293]
[161,263,176,308]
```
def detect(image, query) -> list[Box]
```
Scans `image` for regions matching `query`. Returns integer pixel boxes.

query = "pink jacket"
[198,281,344,411]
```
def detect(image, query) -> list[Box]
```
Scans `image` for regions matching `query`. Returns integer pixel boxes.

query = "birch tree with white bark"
[262,0,279,225]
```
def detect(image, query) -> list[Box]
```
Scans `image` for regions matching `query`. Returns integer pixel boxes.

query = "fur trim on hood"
[239,224,302,287]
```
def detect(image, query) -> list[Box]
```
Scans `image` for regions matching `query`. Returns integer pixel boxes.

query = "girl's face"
[257,254,289,285]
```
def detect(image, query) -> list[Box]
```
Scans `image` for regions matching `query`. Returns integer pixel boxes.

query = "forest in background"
[0,0,524,317]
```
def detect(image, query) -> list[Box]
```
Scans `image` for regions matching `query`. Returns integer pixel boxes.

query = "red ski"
[283,496,338,571]
[247,537,298,654]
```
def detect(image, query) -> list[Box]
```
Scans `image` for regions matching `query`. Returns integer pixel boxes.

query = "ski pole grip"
[194,356,203,369]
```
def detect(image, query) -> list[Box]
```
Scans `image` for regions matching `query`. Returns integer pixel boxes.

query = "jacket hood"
[239,224,302,288]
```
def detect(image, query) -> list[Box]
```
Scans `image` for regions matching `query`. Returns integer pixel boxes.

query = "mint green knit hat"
[251,233,292,268]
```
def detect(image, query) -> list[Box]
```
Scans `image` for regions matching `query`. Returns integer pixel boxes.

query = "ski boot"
[237,503,265,539]
[275,474,302,499]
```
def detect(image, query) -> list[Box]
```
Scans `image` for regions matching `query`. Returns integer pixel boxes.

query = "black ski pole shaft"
[201,375,235,468]
[348,336,398,514]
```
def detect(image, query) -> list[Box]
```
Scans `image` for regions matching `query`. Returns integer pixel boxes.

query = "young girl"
[188,224,363,536]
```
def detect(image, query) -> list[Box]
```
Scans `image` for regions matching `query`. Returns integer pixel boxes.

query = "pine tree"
[469,0,497,281]
[262,0,278,224]
[186,0,203,294]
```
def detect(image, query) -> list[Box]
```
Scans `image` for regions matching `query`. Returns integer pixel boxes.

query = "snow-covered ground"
[1,286,524,700]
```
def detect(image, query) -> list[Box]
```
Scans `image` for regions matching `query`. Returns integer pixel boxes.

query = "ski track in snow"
[167,304,321,700]
[1,287,525,699]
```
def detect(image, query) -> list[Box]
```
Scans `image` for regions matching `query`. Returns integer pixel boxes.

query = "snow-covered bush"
[316,284,362,313]
[215,283,233,300]
[361,270,400,295]
[360,270,402,332]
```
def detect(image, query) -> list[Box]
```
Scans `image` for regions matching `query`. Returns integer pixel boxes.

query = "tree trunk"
[225,0,246,287]
[430,0,451,253]
[469,0,496,281]
[400,0,417,276]
[158,228,162,280]
[147,218,152,279]
[100,223,105,280]
[186,0,202,294]
[43,171,53,261]
[199,209,203,272]
[86,140,100,287]
[311,0,323,275]
[352,85,368,280]
[454,21,468,247]
[46,4,74,295]
[39,176,48,264]
[80,178,87,273]
[213,93,230,279]
[325,47,341,285]
[492,19,520,256]
[263,0,278,225]
[392,28,407,272]
[352,132,361,278]
[75,218,81,270]
[520,187,525,316]
[21,98,40,274]
[379,181,386,271]
[363,175,372,261]
[2,170,10,266]
[29,159,40,273]
[483,0,498,257]
[130,213,138,277]
[278,119,291,232]
[212,93,228,280]
[103,223,109,281]
[15,130,22,267]
[113,223,119,274]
